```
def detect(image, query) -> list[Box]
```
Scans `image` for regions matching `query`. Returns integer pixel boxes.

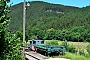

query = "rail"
[25,51,48,60]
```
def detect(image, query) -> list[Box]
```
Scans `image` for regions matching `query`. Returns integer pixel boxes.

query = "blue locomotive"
[28,39,66,55]
[28,39,44,51]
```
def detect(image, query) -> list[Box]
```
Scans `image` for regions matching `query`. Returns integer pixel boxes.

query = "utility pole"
[23,0,26,57]
[23,0,30,57]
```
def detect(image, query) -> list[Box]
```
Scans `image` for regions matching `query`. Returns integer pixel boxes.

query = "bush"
[45,40,58,45]
[86,44,90,54]
[61,40,77,53]
[67,44,77,53]
[79,49,85,56]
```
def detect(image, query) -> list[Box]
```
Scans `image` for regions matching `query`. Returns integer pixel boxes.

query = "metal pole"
[23,0,26,57]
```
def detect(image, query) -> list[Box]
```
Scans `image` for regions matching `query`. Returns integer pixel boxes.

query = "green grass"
[66,52,90,60]
[58,41,89,54]
[53,52,90,60]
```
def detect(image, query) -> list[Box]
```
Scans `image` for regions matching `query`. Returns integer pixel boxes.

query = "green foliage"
[0,0,11,58]
[25,26,90,42]
[85,54,90,58]
[64,52,90,60]
[86,44,90,54]
[30,35,37,40]
[6,1,90,42]
[7,1,79,32]
[37,30,45,39]
[45,40,58,45]
[79,49,85,56]
[7,1,90,33]
[30,27,45,40]
[0,0,24,60]
[2,33,24,60]
[66,44,77,53]
[15,30,23,40]
[45,28,55,40]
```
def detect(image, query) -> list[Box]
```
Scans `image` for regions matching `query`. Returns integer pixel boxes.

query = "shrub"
[79,49,85,56]
[45,40,58,45]
[61,40,77,53]
[86,44,90,54]
[67,44,77,53]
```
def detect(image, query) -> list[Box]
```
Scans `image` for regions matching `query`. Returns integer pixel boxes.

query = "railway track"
[22,48,69,60]
[25,52,40,60]
[24,48,48,60]
[25,53,38,60]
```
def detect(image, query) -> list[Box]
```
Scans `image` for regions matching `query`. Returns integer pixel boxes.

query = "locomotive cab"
[28,39,44,51]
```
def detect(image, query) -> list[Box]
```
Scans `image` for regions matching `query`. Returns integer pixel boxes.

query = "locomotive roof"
[31,39,44,41]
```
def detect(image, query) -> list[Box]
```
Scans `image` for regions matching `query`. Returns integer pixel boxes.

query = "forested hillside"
[7,1,90,42]
[7,1,79,31]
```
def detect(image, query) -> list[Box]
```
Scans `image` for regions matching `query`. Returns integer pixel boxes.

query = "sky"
[10,0,90,8]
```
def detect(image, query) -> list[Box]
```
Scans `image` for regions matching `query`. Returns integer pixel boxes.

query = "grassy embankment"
[53,52,90,60]
[45,40,90,60]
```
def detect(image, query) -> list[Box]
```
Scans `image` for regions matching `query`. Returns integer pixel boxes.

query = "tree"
[45,28,55,40]
[37,30,45,39]
[0,0,11,58]
[0,0,24,60]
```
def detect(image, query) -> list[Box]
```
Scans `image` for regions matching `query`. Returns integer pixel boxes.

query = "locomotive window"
[41,41,44,44]
[33,41,36,44]
[30,41,32,44]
